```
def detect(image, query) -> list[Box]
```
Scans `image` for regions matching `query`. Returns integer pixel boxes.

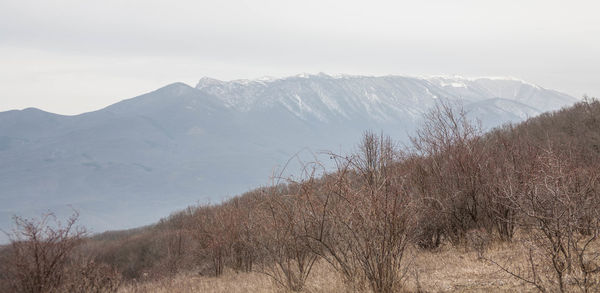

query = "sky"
[1,0,599,115]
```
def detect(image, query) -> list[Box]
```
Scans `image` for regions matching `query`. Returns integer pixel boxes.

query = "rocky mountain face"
[0,74,578,240]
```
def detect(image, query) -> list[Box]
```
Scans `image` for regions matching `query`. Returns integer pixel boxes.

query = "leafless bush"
[3,212,86,292]
[2,211,121,293]
[302,132,415,293]
[487,148,600,292]
[409,101,496,246]
[190,206,231,277]
[160,230,186,277]
[253,181,319,292]
[228,197,257,273]
[480,127,532,241]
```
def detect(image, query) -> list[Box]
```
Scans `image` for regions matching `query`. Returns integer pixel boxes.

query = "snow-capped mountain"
[0,74,578,241]
[195,74,573,126]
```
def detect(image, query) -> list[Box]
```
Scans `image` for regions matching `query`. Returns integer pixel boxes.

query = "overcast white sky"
[1,0,599,115]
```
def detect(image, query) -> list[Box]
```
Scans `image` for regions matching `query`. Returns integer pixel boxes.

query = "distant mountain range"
[0,74,578,240]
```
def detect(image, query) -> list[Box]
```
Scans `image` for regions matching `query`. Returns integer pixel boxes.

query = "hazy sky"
[1,0,599,115]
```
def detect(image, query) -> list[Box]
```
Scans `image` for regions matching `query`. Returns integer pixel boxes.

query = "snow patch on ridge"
[192,73,576,124]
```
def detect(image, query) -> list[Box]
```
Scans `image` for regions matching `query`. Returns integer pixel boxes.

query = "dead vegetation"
[1,98,600,292]
[0,212,121,293]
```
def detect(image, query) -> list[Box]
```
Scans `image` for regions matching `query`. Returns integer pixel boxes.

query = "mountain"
[0,74,578,241]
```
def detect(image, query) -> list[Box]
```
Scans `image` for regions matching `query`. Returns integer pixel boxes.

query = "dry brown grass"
[405,242,537,292]
[117,242,544,293]
[118,261,347,293]
[118,270,275,293]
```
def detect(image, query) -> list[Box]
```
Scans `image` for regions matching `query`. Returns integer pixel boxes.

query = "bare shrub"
[487,148,600,292]
[2,211,121,293]
[222,196,257,273]
[304,132,415,293]
[154,209,195,276]
[408,101,495,246]
[3,212,86,293]
[190,205,232,277]
[480,126,533,241]
[253,182,319,292]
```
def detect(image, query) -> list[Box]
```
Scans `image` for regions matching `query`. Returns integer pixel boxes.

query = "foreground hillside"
[0,74,578,241]
[1,98,598,293]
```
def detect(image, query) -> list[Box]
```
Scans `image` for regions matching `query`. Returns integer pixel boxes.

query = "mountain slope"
[0,74,578,241]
